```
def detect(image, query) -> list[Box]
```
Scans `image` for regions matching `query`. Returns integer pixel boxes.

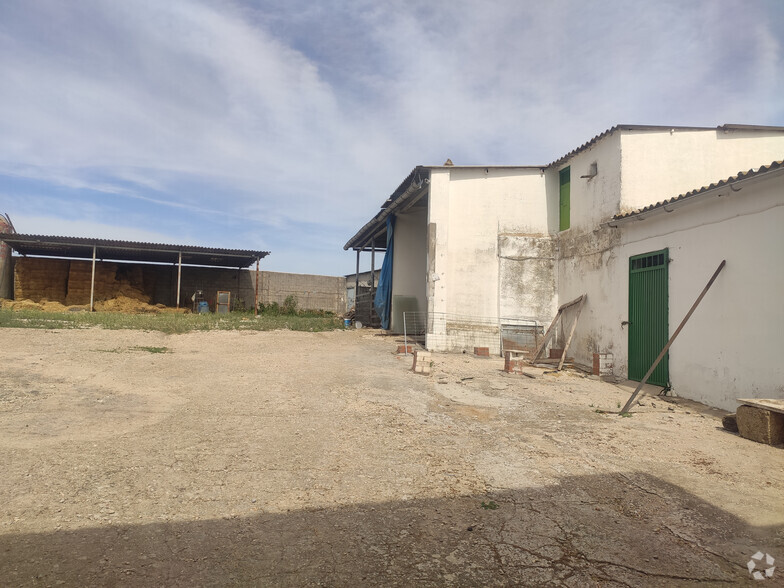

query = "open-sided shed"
[0,233,269,313]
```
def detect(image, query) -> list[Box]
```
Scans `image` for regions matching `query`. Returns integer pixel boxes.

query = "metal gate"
[628,249,669,386]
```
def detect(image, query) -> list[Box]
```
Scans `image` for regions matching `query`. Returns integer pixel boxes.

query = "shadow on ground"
[1,472,778,587]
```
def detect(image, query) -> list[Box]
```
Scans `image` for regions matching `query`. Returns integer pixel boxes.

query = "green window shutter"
[559,167,570,231]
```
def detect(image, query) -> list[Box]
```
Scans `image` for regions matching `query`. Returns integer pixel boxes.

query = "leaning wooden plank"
[620,260,726,414]
[558,295,587,371]
[530,308,561,363]
[736,399,784,416]
[558,294,585,312]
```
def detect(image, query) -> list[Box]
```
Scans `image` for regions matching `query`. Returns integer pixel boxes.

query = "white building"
[345,125,784,410]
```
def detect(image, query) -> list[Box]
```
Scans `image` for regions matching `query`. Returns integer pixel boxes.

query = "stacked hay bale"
[65,261,120,305]
[13,258,70,303]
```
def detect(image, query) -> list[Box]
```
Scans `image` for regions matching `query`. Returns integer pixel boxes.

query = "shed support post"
[254,258,259,317]
[176,251,182,309]
[355,249,360,307]
[89,245,97,312]
[371,244,375,300]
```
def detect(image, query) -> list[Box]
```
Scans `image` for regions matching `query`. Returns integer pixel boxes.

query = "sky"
[1,0,783,275]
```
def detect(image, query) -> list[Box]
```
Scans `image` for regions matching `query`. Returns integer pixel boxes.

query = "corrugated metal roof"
[610,160,784,222]
[0,233,269,267]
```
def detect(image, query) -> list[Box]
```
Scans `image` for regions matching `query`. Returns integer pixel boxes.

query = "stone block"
[736,405,784,445]
[412,351,432,375]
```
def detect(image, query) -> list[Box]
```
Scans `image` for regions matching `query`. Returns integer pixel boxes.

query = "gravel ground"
[0,326,781,586]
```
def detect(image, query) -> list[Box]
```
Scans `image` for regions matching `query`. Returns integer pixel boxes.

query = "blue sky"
[1,0,782,274]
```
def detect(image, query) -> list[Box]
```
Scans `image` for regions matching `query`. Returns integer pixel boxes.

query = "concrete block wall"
[258,271,346,313]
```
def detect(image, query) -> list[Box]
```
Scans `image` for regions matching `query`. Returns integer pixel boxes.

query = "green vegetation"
[255,295,336,318]
[480,501,499,510]
[0,308,342,334]
[131,346,169,353]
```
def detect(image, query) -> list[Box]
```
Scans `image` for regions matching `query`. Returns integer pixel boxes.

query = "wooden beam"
[620,260,726,414]
[558,295,586,370]
[531,309,561,363]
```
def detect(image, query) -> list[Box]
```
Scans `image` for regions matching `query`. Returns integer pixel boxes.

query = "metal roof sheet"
[0,233,269,268]
[610,160,784,223]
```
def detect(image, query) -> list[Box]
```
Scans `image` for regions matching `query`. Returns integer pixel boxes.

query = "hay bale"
[14,258,70,303]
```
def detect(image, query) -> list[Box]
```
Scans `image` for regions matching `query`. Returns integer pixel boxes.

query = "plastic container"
[344,318,351,327]
[198,301,209,314]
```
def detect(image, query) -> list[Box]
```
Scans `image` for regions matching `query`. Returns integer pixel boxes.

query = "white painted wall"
[426,167,549,353]
[550,133,623,233]
[620,128,784,214]
[560,169,784,410]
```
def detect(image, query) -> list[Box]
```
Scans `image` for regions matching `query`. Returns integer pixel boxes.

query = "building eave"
[603,160,784,228]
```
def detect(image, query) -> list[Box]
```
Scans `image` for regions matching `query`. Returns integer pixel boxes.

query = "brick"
[412,351,432,375]
[593,352,614,376]
[504,351,527,374]
[396,345,413,354]
[474,347,490,357]
[736,405,784,445]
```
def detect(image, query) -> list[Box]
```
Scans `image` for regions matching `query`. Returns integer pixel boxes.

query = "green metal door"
[628,249,669,386]
[559,167,570,231]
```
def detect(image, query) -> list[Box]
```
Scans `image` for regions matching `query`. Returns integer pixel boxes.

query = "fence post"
[403,311,408,355]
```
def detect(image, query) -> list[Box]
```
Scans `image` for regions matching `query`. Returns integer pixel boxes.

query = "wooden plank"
[530,308,561,363]
[558,294,585,312]
[621,260,726,414]
[558,295,586,371]
[736,398,784,415]
[535,357,574,364]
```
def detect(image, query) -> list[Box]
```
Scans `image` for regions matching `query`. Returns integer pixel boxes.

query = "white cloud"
[0,0,782,273]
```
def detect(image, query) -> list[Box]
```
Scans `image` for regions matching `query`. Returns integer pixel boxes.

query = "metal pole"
[371,243,375,298]
[620,260,726,414]
[254,258,259,317]
[403,311,408,355]
[355,249,360,306]
[89,245,96,312]
[176,251,182,309]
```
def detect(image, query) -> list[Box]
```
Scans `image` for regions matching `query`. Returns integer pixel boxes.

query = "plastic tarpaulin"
[373,215,395,329]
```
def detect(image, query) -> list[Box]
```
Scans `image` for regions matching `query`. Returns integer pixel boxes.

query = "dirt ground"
[0,327,781,586]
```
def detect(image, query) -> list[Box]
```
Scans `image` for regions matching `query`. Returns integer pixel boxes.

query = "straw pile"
[10,258,190,314]
[0,298,82,312]
[65,261,119,305]
[14,258,69,303]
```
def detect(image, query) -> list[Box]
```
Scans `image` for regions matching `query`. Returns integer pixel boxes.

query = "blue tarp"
[373,215,395,329]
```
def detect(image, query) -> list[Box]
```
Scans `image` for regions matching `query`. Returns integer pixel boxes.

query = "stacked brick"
[13,258,69,302]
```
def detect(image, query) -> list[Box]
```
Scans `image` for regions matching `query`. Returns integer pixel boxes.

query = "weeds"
[0,308,342,334]
[480,501,499,510]
[131,346,169,354]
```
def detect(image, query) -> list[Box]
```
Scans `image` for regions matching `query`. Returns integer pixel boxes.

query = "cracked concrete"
[0,327,781,586]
